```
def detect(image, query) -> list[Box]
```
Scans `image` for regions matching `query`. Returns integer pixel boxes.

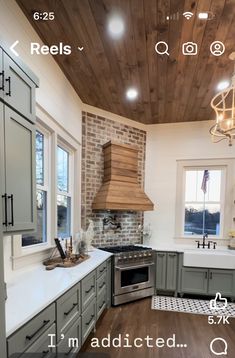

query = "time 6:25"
[33,12,55,21]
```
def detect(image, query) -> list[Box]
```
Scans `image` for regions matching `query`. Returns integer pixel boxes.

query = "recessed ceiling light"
[217,80,230,91]
[108,15,124,39]
[126,88,138,100]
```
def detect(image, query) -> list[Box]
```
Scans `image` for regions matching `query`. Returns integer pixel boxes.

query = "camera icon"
[182,42,198,55]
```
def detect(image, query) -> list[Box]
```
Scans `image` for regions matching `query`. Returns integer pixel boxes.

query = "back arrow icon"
[10,41,19,57]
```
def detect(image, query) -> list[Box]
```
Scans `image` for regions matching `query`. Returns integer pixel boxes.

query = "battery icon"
[198,12,215,20]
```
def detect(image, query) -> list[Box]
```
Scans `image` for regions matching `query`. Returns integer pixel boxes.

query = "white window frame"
[11,110,81,270]
[175,158,234,241]
[56,138,74,239]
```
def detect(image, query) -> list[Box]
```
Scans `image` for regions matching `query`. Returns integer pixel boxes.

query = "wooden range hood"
[92,141,154,211]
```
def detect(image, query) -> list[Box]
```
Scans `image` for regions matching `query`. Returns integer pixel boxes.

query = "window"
[22,129,48,247]
[184,169,222,236]
[175,159,234,240]
[57,145,72,238]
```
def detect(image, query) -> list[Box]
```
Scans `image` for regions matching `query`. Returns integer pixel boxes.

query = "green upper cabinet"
[0,44,38,234]
[2,107,36,232]
[2,52,36,123]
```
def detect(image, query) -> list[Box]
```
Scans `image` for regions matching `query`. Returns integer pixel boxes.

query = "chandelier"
[210,53,235,146]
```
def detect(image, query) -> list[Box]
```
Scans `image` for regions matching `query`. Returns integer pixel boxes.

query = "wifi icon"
[183,11,194,20]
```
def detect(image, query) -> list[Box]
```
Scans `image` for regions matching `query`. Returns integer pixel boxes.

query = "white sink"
[183,249,235,269]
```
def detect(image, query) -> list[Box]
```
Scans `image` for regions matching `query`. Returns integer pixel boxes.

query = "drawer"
[81,270,96,312]
[56,283,80,339]
[97,271,107,296]
[81,297,96,344]
[96,261,107,278]
[97,286,107,320]
[7,303,55,356]
[57,317,81,355]
[24,323,56,357]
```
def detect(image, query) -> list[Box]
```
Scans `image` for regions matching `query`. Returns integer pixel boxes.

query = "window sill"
[12,246,54,270]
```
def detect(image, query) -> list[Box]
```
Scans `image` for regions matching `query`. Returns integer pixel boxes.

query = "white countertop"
[5,249,112,337]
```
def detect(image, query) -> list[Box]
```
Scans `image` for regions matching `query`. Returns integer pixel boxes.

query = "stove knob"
[123,256,127,259]
[129,255,132,259]
[144,253,147,257]
[134,255,137,258]
[148,253,152,256]
[139,254,143,257]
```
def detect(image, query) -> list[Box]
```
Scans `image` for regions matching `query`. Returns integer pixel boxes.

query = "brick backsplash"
[81,111,146,247]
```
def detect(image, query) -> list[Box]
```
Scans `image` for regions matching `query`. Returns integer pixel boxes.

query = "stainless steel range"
[99,245,155,305]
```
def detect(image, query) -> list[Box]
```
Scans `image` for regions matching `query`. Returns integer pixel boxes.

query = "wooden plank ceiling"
[16,0,235,125]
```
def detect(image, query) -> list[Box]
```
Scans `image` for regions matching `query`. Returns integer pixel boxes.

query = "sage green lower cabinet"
[6,258,111,357]
[208,269,234,297]
[56,283,80,340]
[24,324,56,357]
[81,297,96,345]
[156,252,178,295]
[57,317,81,355]
[178,252,235,299]
[7,303,55,357]
[181,267,208,294]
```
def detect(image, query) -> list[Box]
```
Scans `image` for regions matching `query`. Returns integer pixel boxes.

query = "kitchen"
[0,0,235,357]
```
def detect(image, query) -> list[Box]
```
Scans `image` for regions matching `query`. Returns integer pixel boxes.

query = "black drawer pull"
[64,303,77,316]
[65,347,74,356]
[99,282,106,290]
[2,193,8,226]
[8,194,14,226]
[26,320,50,340]
[99,301,105,309]
[210,272,213,279]
[99,267,106,273]
[42,350,49,357]
[158,253,165,257]
[85,285,94,294]
[0,71,4,91]
[5,76,11,96]
[169,253,176,257]
[86,314,94,326]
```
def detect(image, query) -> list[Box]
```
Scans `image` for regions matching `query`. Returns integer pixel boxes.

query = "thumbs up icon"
[210,292,228,310]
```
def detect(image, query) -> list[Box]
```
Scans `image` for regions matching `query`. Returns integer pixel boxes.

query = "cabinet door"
[3,52,35,123]
[57,317,81,355]
[208,269,234,297]
[181,268,208,294]
[4,107,36,232]
[0,49,3,100]
[24,324,56,357]
[156,252,167,290]
[166,253,177,291]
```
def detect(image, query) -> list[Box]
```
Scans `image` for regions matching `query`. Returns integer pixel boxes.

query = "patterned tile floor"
[152,296,235,317]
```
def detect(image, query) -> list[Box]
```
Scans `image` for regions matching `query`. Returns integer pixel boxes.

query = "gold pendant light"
[210,52,235,146]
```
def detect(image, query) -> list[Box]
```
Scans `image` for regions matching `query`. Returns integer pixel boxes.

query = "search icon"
[155,41,169,56]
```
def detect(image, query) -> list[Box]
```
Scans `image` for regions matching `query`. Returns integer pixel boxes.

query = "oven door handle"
[115,262,155,271]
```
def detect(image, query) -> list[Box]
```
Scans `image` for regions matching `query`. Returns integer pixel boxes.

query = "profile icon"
[210,41,225,56]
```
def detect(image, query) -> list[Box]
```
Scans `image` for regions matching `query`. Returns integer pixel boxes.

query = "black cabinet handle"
[205,272,208,279]
[8,194,14,226]
[2,193,8,226]
[65,347,74,356]
[99,301,105,309]
[85,285,94,294]
[210,272,213,279]
[42,350,49,357]
[99,282,106,290]
[26,320,50,340]
[99,267,106,274]
[5,76,11,96]
[86,314,94,326]
[0,71,4,91]
[64,303,77,316]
